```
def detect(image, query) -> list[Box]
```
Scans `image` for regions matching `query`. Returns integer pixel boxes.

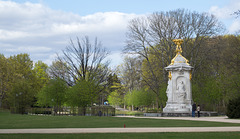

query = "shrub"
[226,96,240,119]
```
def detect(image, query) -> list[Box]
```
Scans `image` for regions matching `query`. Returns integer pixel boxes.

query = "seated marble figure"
[177,81,186,102]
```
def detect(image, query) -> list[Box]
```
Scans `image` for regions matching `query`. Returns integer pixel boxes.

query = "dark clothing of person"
[192,103,196,117]
[197,111,200,117]
[197,106,200,118]
[192,104,196,111]
[98,111,102,116]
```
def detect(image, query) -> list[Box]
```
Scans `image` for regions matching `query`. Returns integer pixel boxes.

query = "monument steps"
[144,111,218,117]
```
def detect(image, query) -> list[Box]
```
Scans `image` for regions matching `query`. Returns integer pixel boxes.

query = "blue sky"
[0,0,240,67]
[12,0,229,15]
[12,0,230,15]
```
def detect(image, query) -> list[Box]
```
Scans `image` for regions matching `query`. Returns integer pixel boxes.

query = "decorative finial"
[173,39,183,54]
[168,72,172,80]
[170,39,189,65]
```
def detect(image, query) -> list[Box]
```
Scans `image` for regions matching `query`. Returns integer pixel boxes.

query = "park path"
[1,127,240,134]
[115,116,240,124]
[1,116,240,134]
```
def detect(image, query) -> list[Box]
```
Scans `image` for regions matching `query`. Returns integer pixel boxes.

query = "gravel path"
[1,127,240,134]
[115,116,240,124]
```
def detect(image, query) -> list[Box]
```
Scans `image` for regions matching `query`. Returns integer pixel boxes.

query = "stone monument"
[163,39,193,114]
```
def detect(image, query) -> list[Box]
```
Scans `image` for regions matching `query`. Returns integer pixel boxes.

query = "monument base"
[162,112,191,117]
[144,111,218,117]
[162,111,218,117]
[163,103,192,113]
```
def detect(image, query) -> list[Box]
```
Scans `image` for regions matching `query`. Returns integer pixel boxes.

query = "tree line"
[0,9,239,114]
[112,35,239,113]
[0,37,120,114]
[109,9,239,113]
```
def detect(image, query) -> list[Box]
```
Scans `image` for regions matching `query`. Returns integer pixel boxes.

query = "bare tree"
[55,36,110,102]
[233,10,240,18]
[124,9,225,110]
[116,56,142,110]
[117,56,142,91]
[48,60,72,86]
[57,36,109,83]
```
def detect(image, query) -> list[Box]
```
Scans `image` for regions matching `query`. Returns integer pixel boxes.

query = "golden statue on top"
[173,39,183,54]
[170,39,190,66]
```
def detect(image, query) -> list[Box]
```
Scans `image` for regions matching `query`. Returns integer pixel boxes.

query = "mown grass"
[1,111,240,129]
[0,132,240,139]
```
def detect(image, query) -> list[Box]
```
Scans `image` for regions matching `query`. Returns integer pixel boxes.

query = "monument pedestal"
[163,39,193,114]
[161,111,218,117]
[164,103,192,112]
[162,112,192,117]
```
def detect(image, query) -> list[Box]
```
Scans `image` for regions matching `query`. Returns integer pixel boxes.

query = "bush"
[226,96,240,119]
[146,108,159,113]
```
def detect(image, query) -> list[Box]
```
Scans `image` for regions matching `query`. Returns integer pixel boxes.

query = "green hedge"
[227,96,240,119]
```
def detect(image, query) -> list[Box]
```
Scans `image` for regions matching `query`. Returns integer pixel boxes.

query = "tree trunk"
[156,97,159,111]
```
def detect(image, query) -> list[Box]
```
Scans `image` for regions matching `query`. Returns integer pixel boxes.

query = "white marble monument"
[163,39,193,113]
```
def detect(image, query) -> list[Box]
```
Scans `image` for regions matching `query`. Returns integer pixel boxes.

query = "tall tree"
[124,89,156,110]
[37,78,68,115]
[116,56,142,110]
[192,35,240,112]
[117,56,142,91]
[7,54,37,113]
[56,37,110,106]
[33,61,49,91]
[108,90,123,107]
[66,80,96,115]
[57,36,110,85]
[99,73,121,105]
[0,54,9,108]
[124,9,225,110]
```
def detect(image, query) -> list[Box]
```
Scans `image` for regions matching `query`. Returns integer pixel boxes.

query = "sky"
[0,0,240,68]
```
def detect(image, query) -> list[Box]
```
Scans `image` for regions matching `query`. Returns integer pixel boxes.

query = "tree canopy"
[124,9,225,109]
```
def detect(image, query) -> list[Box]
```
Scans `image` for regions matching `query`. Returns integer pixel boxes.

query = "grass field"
[1,111,240,129]
[1,132,240,139]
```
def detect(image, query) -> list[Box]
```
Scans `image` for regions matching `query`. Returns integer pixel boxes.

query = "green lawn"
[1,132,240,139]
[1,111,240,129]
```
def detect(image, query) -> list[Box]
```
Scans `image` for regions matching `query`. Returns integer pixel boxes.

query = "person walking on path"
[197,105,201,118]
[192,103,196,117]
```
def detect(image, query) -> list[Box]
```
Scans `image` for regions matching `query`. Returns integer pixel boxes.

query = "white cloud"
[5,46,52,53]
[42,53,59,66]
[107,51,125,68]
[229,20,240,33]
[0,1,139,67]
[0,30,30,40]
[209,6,232,19]
[209,0,240,33]
[209,0,240,19]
